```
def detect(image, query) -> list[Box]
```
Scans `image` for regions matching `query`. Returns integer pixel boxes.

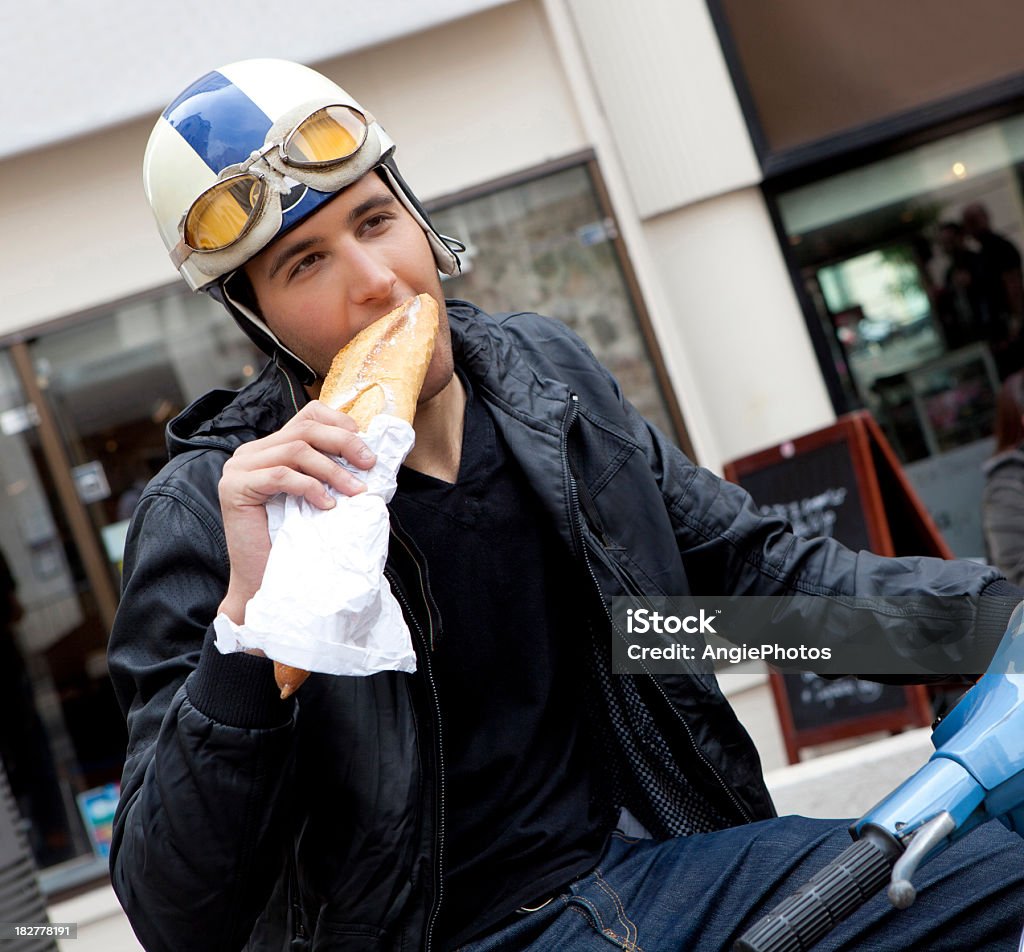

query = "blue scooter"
[735,602,1024,952]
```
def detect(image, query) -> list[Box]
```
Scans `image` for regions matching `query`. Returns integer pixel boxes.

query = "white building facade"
[3,0,831,473]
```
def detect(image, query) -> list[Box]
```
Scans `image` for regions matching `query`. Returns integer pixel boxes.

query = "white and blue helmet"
[143,58,460,378]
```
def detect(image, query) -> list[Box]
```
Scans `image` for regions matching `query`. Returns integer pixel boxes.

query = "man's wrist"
[218,590,253,624]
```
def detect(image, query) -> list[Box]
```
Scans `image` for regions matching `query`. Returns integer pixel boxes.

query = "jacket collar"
[447,300,572,437]
[447,301,581,556]
[165,355,306,458]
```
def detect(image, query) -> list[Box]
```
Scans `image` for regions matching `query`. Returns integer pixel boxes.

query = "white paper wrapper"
[213,414,417,677]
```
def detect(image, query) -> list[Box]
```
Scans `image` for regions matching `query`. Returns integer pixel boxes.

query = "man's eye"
[361,213,391,234]
[291,253,321,277]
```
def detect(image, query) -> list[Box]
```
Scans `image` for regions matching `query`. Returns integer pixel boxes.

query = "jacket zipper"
[287,840,308,945]
[277,357,303,415]
[386,533,446,952]
[560,392,752,826]
[276,358,447,946]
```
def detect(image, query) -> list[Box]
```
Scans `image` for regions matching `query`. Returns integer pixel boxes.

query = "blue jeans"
[455,816,1024,951]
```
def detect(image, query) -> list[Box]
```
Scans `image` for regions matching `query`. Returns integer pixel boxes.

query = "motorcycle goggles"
[170,101,386,275]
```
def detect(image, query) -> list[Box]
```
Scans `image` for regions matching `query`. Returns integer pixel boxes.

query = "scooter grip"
[733,833,900,952]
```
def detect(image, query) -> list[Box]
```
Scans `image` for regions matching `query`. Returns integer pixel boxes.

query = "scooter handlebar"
[733,830,902,952]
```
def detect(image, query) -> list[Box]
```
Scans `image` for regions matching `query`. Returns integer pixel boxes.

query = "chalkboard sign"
[723,411,944,762]
[768,672,933,763]
[737,440,872,553]
[784,673,912,732]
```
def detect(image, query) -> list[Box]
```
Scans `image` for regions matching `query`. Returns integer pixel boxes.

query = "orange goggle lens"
[183,174,267,252]
[282,105,368,168]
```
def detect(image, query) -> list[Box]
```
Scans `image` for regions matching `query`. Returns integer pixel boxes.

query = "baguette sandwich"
[274,292,439,698]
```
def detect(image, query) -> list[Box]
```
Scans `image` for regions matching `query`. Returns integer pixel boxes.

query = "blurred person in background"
[0,550,72,868]
[934,220,988,349]
[962,201,1024,376]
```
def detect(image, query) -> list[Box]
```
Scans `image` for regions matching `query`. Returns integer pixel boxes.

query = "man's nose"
[345,243,397,305]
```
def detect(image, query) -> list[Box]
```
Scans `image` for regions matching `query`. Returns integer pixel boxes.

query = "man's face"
[244,173,453,402]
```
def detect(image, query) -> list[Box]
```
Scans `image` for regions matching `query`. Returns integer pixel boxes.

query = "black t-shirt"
[389,370,612,949]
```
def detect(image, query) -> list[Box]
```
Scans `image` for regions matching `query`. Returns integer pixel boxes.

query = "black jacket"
[109,302,1017,952]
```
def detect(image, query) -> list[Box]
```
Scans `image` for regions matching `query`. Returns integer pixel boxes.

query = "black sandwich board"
[723,411,944,763]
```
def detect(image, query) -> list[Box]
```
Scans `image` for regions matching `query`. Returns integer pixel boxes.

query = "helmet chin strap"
[375,160,463,276]
[214,277,318,386]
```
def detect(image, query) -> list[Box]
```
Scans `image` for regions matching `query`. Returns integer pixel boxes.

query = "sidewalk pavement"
[51,885,143,952]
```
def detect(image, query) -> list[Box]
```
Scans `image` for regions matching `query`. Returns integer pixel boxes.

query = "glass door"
[0,349,112,876]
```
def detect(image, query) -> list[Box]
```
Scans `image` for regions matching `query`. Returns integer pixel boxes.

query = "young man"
[110,59,1024,951]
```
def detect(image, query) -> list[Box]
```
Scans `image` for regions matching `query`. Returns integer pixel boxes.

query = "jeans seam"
[593,871,639,950]
[570,903,621,946]
[570,895,645,951]
[572,896,608,934]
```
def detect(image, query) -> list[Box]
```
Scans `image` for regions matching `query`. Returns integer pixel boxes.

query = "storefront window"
[430,161,682,444]
[775,113,1024,555]
[32,290,265,579]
